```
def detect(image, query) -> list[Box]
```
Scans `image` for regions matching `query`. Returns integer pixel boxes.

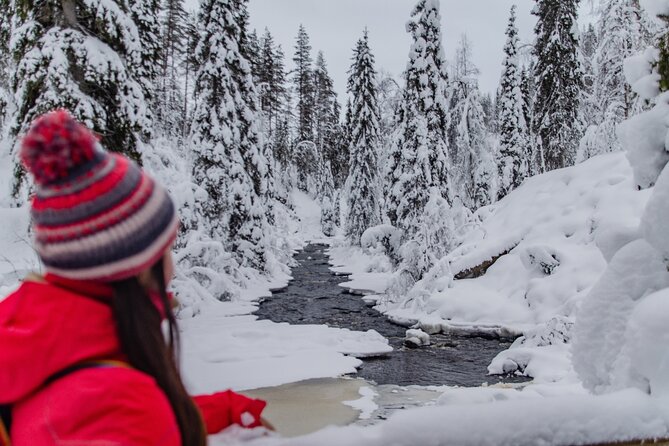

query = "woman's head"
[20,109,179,282]
[20,110,206,446]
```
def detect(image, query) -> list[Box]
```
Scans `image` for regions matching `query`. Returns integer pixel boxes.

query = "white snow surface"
[392,153,643,330]
[213,388,669,446]
[180,304,390,393]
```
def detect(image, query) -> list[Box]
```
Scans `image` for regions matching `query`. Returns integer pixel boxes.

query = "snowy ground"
[211,387,669,446]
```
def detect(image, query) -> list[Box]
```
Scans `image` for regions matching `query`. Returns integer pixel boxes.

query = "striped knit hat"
[20,110,179,282]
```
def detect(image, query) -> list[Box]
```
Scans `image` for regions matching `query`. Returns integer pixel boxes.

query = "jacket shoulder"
[13,366,181,446]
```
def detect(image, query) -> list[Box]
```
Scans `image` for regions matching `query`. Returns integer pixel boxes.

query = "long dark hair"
[111,259,206,446]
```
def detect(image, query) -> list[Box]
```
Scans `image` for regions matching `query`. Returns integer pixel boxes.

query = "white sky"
[185,0,595,100]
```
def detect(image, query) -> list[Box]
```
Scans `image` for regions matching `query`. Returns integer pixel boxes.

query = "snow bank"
[214,388,669,446]
[180,305,391,393]
[390,153,647,335]
[572,239,669,393]
[328,243,394,295]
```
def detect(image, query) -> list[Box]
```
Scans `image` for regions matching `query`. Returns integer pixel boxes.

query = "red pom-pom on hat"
[20,109,99,185]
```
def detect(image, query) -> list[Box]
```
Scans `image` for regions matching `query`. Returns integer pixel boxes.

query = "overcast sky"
[185,1,595,100]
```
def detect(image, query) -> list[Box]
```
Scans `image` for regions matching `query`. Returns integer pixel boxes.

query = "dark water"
[256,244,527,387]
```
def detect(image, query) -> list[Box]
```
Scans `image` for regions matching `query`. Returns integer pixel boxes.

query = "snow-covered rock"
[572,239,669,394]
[404,328,430,347]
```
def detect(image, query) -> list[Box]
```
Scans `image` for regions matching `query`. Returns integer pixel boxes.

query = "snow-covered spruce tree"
[579,0,656,162]
[520,63,540,175]
[345,31,382,246]
[245,28,261,81]
[320,161,337,237]
[130,0,162,104]
[156,0,189,140]
[314,51,341,187]
[189,0,269,269]
[580,24,598,125]
[9,0,150,198]
[456,87,497,209]
[497,5,527,200]
[387,0,451,227]
[480,92,498,134]
[273,117,292,168]
[449,34,487,209]
[532,0,584,172]
[333,97,354,187]
[0,0,11,128]
[292,24,315,143]
[257,29,288,137]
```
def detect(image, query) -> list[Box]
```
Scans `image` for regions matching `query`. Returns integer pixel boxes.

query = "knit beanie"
[20,110,179,282]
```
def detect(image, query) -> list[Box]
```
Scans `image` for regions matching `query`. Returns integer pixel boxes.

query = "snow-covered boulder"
[618,93,669,189]
[572,239,669,394]
[404,329,430,348]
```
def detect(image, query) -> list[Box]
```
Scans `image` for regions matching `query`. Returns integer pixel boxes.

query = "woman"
[0,110,269,445]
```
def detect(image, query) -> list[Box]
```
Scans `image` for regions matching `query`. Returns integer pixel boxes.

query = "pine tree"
[130,0,162,106]
[579,0,656,161]
[320,161,337,237]
[190,0,269,269]
[497,5,527,199]
[480,92,497,133]
[388,0,451,229]
[245,28,261,81]
[182,11,200,137]
[257,29,288,137]
[520,63,540,175]
[0,0,11,127]
[157,0,189,139]
[448,34,484,208]
[313,50,339,173]
[449,41,495,210]
[333,97,353,187]
[273,118,292,168]
[346,31,382,246]
[652,1,669,92]
[580,23,598,124]
[10,0,151,198]
[162,0,189,78]
[292,25,315,143]
[532,0,584,172]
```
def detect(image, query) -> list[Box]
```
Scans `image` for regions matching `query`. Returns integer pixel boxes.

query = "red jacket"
[0,277,266,445]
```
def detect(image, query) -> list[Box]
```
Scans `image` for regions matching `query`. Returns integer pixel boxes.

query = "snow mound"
[572,239,669,394]
[386,153,648,336]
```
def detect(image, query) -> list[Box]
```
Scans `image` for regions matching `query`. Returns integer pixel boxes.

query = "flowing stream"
[256,243,527,387]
